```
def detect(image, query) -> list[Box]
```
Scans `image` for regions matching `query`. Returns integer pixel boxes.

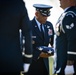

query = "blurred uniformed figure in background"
[55,0,76,75]
[0,0,33,75]
[27,4,54,75]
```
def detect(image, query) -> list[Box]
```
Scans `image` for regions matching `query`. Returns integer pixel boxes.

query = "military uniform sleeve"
[62,11,76,60]
[50,23,54,47]
[20,2,33,63]
[48,22,54,47]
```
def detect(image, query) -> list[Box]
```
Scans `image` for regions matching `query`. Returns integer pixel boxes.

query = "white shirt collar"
[35,17,41,30]
[35,17,44,31]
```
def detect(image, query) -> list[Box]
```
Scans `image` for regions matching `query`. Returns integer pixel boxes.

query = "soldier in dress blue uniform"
[0,0,33,75]
[55,0,76,75]
[27,4,54,75]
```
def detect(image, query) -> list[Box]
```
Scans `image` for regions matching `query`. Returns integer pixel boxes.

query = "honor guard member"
[55,0,76,75]
[27,4,54,75]
[0,0,33,75]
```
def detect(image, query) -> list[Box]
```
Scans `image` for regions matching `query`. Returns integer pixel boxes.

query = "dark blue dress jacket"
[30,17,54,74]
[0,0,32,72]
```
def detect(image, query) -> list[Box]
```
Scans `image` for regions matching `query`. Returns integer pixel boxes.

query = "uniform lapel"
[32,18,44,40]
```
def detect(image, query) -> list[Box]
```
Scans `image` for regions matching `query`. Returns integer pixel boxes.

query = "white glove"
[23,63,30,73]
[65,65,74,75]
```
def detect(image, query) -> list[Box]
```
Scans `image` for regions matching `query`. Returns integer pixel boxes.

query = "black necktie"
[40,24,44,39]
